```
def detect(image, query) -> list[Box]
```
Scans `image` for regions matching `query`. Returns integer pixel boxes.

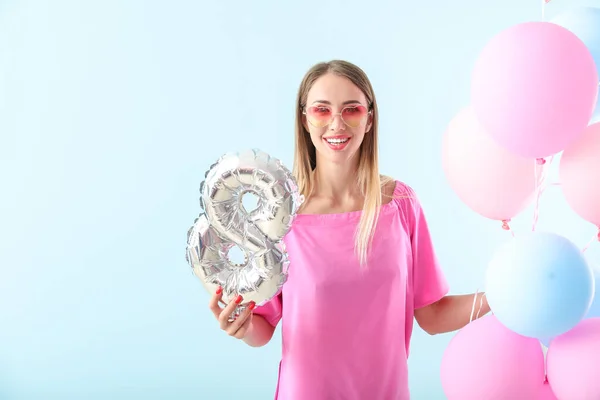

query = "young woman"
[208,60,490,399]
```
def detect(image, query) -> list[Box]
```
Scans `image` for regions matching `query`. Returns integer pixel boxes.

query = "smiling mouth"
[322,136,351,151]
[324,137,350,145]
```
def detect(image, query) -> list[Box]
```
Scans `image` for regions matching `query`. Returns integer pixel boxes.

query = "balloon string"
[475,293,486,320]
[531,159,543,231]
[542,0,548,21]
[469,288,480,323]
[582,227,600,253]
[541,5,549,272]
[531,157,553,231]
[469,290,487,323]
[540,182,561,194]
[541,341,549,383]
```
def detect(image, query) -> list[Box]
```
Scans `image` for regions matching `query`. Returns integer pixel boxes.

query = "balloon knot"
[501,220,511,230]
[536,158,546,165]
[597,227,600,241]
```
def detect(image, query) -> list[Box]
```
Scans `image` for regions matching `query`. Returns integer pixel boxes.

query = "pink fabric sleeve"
[401,184,450,309]
[252,292,283,327]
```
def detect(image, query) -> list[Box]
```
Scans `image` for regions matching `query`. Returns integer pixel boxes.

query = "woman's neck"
[313,158,361,199]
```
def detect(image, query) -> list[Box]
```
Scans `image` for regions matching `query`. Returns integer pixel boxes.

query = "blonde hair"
[292,60,393,266]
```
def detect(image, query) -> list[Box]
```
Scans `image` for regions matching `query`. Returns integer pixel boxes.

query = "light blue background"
[1,0,599,399]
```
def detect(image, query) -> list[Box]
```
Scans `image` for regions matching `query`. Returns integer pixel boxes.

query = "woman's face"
[303,73,372,166]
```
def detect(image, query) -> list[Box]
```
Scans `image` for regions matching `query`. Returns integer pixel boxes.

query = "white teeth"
[325,138,349,144]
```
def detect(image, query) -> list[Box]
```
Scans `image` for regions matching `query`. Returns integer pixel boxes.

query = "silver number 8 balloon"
[186,149,304,320]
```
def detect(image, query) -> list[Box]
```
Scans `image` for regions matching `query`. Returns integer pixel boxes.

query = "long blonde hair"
[292,60,393,266]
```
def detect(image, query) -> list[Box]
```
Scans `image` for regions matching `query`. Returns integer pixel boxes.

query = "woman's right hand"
[209,286,256,339]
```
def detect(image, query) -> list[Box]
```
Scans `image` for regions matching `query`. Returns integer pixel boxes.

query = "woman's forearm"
[418,293,490,335]
[242,314,277,347]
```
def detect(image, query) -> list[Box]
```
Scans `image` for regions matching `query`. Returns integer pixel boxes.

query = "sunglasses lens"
[341,105,368,128]
[306,106,331,128]
[306,105,369,128]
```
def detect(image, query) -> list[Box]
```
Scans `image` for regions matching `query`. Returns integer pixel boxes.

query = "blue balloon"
[587,267,600,317]
[540,263,600,347]
[552,7,600,124]
[485,232,595,339]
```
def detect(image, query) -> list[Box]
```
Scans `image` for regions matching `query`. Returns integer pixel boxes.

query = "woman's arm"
[242,314,277,347]
[414,292,490,335]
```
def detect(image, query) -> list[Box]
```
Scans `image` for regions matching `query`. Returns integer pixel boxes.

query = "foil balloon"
[186,149,303,318]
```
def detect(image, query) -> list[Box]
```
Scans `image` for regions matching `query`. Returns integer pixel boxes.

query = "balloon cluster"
[440,6,600,400]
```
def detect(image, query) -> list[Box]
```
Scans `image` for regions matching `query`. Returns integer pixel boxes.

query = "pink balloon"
[547,318,600,399]
[538,382,558,400]
[442,107,537,221]
[441,315,545,400]
[560,122,600,227]
[471,22,598,159]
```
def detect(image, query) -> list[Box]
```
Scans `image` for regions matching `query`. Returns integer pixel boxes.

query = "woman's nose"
[329,113,345,131]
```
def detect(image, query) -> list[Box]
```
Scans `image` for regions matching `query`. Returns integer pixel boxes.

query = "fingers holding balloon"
[209,286,253,338]
[208,286,225,319]
[226,301,255,339]
[218,294,244,330]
